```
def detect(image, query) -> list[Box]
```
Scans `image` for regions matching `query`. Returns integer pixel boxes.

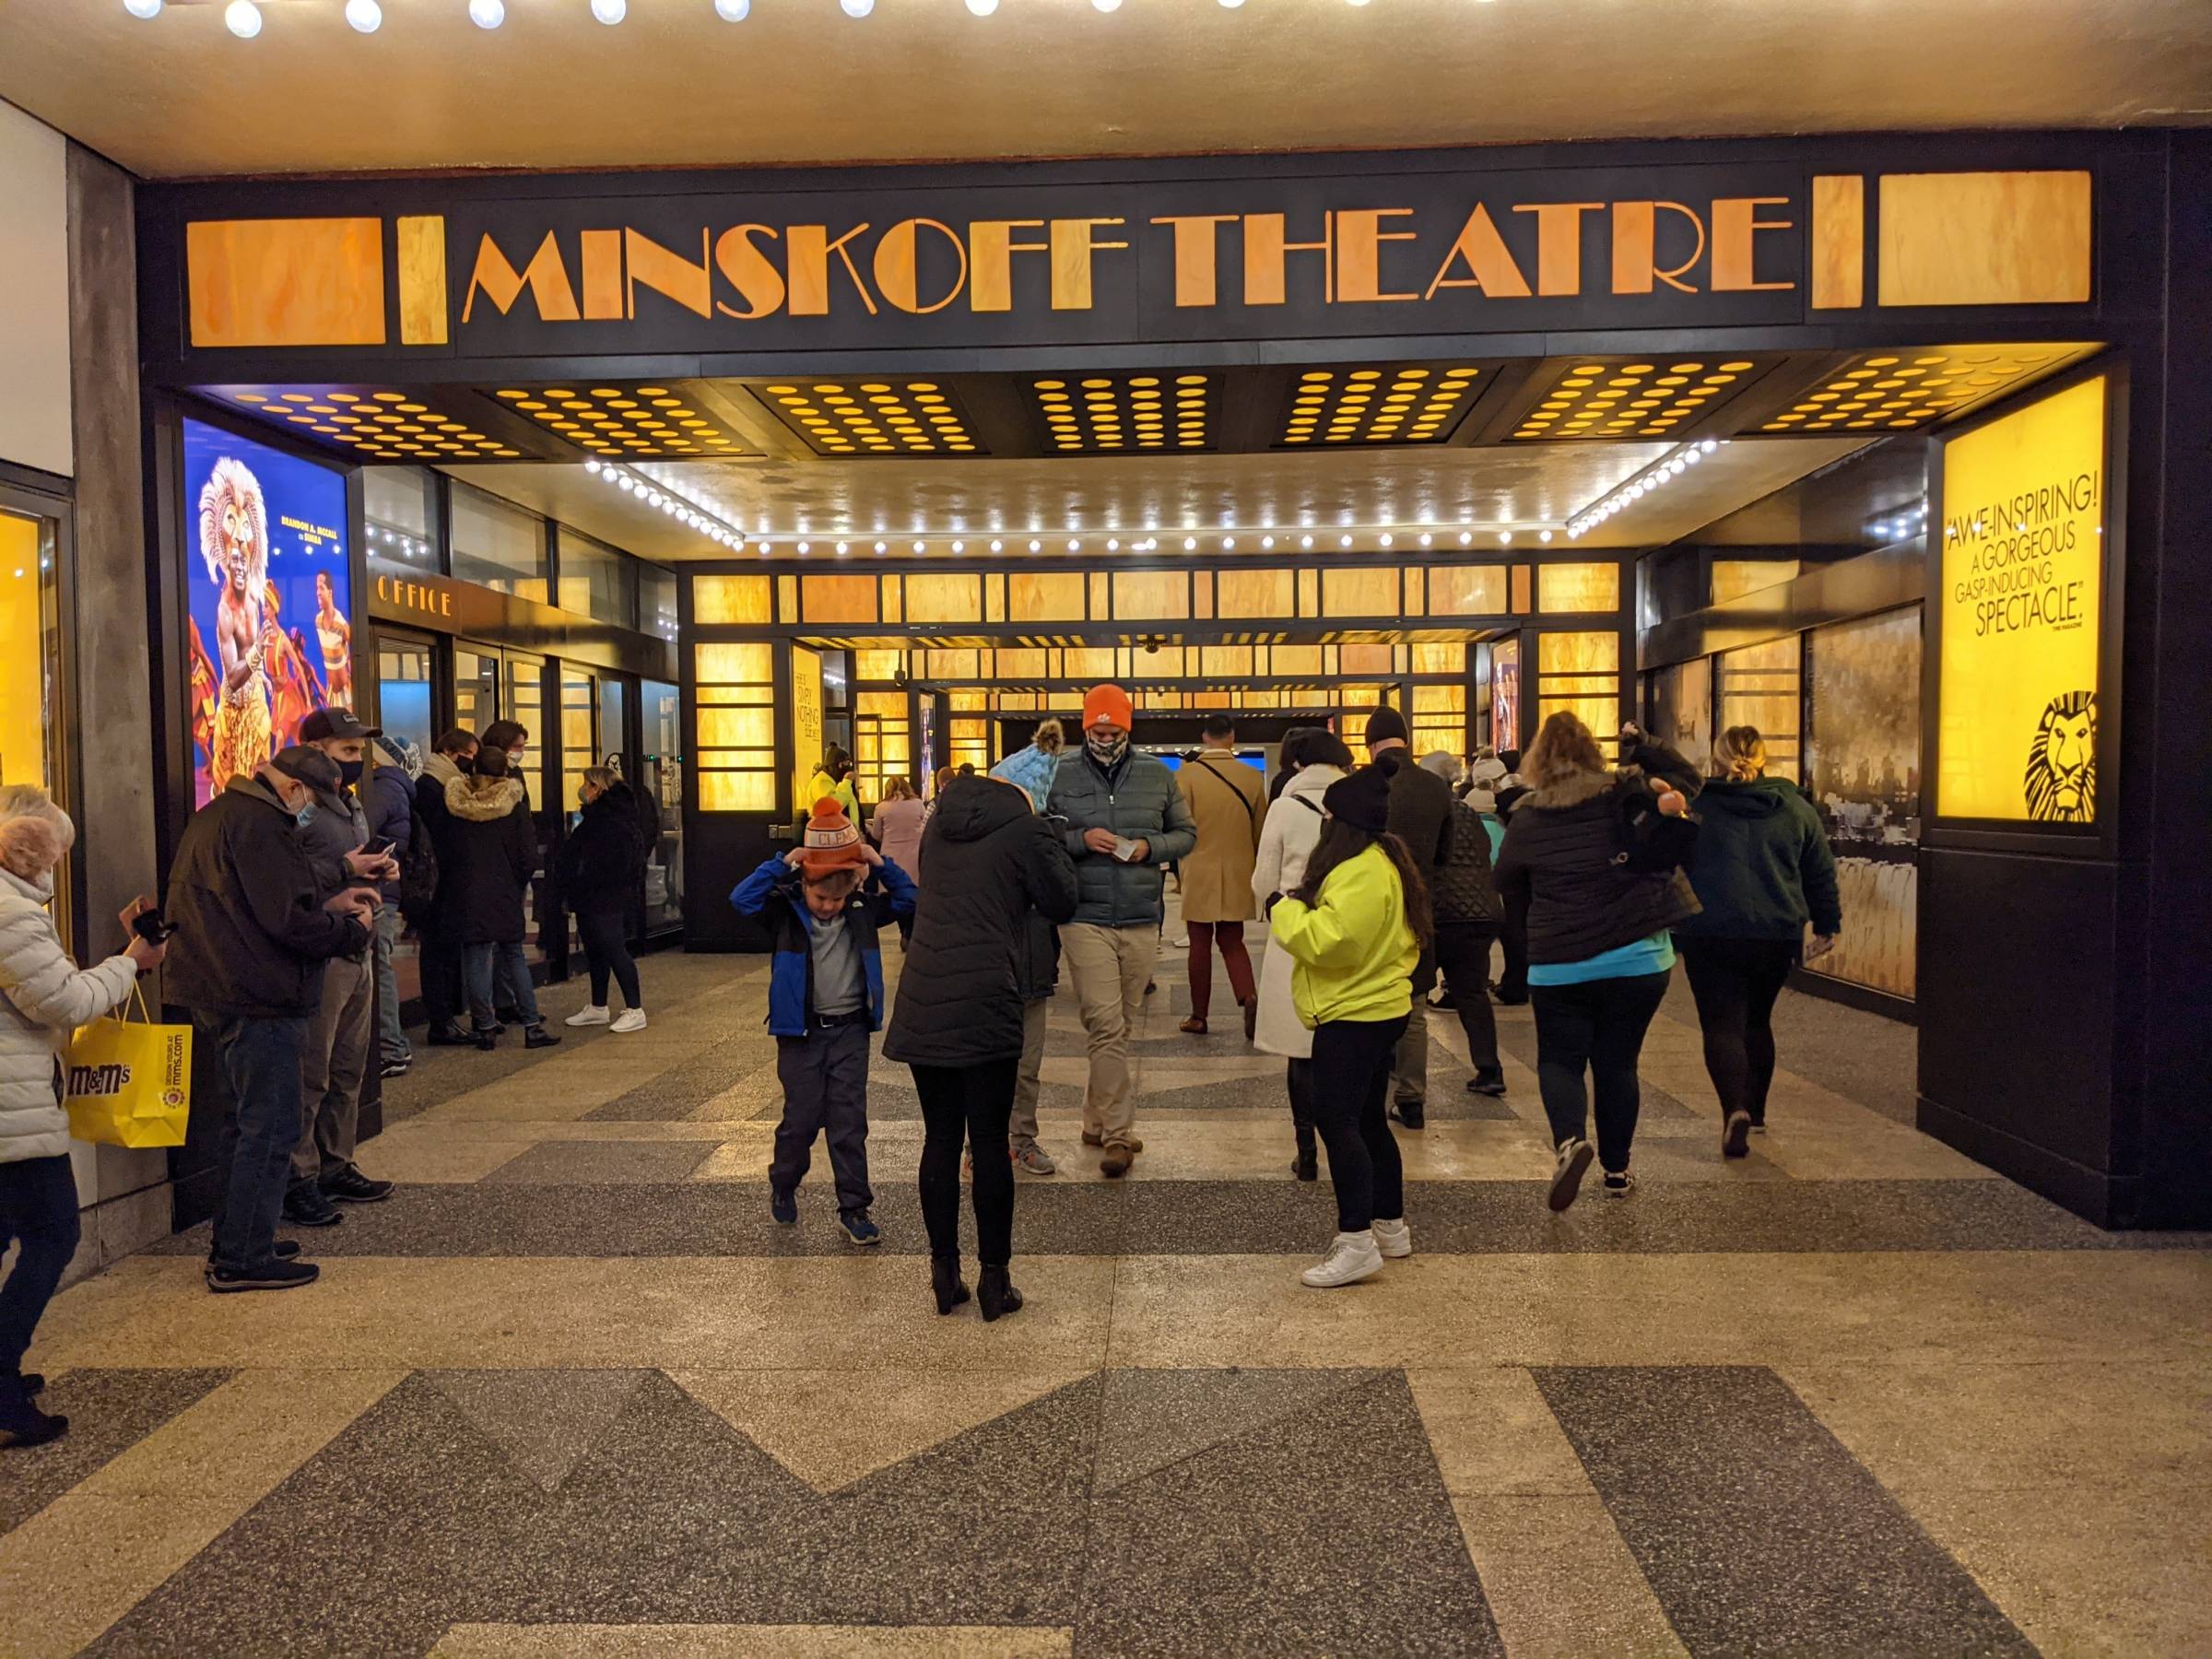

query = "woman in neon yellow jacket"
[1268,764,1430,1290]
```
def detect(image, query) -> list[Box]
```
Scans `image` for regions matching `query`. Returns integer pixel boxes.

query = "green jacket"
[1045,748,1197,929]
[1270,843,1419,1028]
[1678,777,1842,941]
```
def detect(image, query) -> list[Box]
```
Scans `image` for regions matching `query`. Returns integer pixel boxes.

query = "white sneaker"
[610,1009,649,1033]
[565,1006,612,1028]
[1300,1230,1383,1288]
[1372,1217,1413,1260]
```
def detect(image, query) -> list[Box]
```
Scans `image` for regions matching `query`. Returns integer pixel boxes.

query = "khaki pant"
[1390,949,1439,1106]
[1009,995,1049,1148]
[1060,922,1156,1148]
[296,950,373,1183]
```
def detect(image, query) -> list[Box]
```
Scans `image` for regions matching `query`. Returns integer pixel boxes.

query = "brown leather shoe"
[1179,1016,1208,1035]
[1081,1130,1104,1147]
[1100,1139,1143,1178]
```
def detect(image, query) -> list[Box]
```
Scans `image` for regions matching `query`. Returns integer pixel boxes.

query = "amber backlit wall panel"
[1877,171,2091,308]
[1718,636,1803,780]
[853,689,912,802]
[1322,567,1402,619]
[1215,569,1295,619]
[695,641,776,812]
[1412,643,1466,675]
[1428,567,1508,618]
[691,573,771,626]
[1009,572,1087,624]
[800,573,877,625]
[1711,560,1802,606]
[1536,562,1622,615]
[1535,629,1621,747]
[906,572,983,625]
[1339,642,1397,677]
[1412,684,1466,758]
[1112,570,1190,621]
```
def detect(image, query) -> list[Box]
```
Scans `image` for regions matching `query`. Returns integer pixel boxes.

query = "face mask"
[1087,731,1129,766]
[339,759,365,786]
[293,798,318,830]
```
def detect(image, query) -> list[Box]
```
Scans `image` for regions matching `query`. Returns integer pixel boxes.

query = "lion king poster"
[182,418,353,809]
[1936,375,2105,824]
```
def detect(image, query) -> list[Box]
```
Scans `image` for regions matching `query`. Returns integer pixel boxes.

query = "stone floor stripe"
[429,1626,1075,1657]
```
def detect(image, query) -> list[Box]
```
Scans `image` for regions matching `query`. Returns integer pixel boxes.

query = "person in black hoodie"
[439,746,558,1051]
[884,772,1078,1323]
[1364,707,1454,1128]
[555,768,649,1033]
[1494,712,1701,1211]
[1677,726,1842,1157]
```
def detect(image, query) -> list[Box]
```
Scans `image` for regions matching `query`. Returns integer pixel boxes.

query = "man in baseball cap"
[1041,685,1195,1178]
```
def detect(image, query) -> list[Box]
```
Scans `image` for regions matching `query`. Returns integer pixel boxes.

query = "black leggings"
[912,1057,1018,1267]
[1680,937,1797,1124]
[1531,970,1672,1174]
[1433,922,1501,1075]
[1310,1015,1409,1233]
[575,908,641,1010]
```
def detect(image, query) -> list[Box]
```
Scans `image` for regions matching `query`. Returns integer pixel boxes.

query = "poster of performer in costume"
[182,418,353,809]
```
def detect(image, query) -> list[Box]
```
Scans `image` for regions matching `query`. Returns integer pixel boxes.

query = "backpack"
[398,827,441,923]
[1611,780,1700,874]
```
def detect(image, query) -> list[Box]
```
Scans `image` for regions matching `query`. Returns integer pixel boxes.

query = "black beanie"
[1364,706,1408,748]
[1324,765,1393,835]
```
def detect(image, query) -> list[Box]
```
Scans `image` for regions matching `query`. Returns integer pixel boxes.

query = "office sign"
[1936,374,2106,823]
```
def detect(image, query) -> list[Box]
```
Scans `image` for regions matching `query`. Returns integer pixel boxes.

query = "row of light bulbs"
[582,458,748,547]
[742,525,1555,557]
[1565,440,1722,540]
[129,0,1497,33]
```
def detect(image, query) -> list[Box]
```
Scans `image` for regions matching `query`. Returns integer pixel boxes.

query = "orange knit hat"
[797,796,865,879]
[1082,682,1134,732]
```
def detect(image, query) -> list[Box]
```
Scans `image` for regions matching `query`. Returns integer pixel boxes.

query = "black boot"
[977,1265,1024,1323]
[0,1378,66,1449]
[1292,1124,1319,1182]
[930,1258,971,1316]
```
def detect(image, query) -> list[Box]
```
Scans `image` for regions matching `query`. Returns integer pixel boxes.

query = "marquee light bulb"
[1219,0,1244,6]
[714,0,750,17]
[468,0,504,27]
[1092,0,1123,10]
[345,0,381,29]
[840,0,873,16]
[1029,539,1041,552]
[835,541,849,554]
[124,0,163,18]
[224,0,262,37]
[591,0,626,21]
[966,0,998,12]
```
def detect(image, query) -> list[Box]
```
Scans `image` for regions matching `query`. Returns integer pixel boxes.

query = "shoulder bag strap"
[1191,757,1264,836]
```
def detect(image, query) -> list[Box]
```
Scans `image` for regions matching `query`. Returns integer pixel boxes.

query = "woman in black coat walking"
[555,768,650,1033]
[883,772,1078,1321]
[438,747,558,1051]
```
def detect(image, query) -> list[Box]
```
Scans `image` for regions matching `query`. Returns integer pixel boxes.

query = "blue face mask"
[293,800,318,830]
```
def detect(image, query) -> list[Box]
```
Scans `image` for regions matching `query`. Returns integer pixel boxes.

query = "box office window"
[450,485,548,604]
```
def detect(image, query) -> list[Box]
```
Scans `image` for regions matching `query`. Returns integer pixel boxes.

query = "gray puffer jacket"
[1044,747,1197,929]
[0,867,140,1163]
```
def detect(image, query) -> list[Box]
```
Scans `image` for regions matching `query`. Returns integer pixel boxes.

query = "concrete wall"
[0,100,72,477]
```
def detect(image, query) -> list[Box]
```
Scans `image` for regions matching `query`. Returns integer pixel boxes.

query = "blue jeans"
[373,905,410,1065]
[0,1154,81,1379]
[199,1012,311,1271]
[464,942,539,1030]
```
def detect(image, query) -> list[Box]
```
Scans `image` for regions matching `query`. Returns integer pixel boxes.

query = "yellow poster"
[789,643,823,816]
[1936,374,2105,823]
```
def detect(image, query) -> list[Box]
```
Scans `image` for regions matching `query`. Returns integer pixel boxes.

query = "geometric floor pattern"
[7,896,2211,1656]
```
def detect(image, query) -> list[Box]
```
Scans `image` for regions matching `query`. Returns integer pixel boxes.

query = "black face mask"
[339,759,365,786]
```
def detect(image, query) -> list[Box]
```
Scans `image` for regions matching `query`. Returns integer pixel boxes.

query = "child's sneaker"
[770,1187,797,1226]
[839,1209,881,1246]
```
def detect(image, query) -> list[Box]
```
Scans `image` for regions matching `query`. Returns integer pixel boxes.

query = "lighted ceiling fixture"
[591,0,626,21]
[966,0,998,12]
[224,0,261,37]
[1458,531,1473,545]
[1300,535,1313,549]
[1498,531,1513,546]
[345,0,382,29]
[990,539,1004,552]
[1093,0,1123,11]
[714,0,750,18]
[912,539,925,553]
[1221,536,1235,550]
[840,0,873,16]
[835,540,850,555]
[468,0,504,26]
[1029,539,1042,552]
[124,0,163,17]
[1567,438,1724,539]
[798,541,812,554]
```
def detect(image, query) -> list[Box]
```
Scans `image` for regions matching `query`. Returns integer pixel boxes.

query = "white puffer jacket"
[0,867,140,1163]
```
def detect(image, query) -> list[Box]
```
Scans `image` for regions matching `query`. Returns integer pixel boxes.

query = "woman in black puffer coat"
[554,769,649,1031]
[884,773,1077,1322]
[1495,712,1700,1211]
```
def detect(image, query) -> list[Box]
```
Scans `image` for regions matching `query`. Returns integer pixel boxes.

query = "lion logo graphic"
[2023,690,2096,822]
[197,455,268,594]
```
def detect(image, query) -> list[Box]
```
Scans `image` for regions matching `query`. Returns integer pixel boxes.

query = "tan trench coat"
[1172,750,1265,924]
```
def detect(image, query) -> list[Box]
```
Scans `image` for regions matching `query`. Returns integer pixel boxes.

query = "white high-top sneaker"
[1371,1217,1413,1259]
[565,1005,612,1028]
[1300,1230,1384,1288]
[610,1009,649,1033]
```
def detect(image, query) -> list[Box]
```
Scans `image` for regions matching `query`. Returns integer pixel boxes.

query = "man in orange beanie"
[1042,685,1195,1177]
[729,798,917,1244]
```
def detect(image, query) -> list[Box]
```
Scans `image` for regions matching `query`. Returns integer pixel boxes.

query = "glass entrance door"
[375,630,437,760]
[453,643,500,738]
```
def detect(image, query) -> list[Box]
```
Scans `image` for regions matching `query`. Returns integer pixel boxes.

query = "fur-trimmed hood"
[1524,768,1615,811]
[445,773,525,821]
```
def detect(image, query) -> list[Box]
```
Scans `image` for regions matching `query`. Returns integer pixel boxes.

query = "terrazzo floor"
[7,900,2211,1657]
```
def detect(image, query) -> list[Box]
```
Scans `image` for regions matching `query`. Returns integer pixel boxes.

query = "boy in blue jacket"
[729,798,917,1245]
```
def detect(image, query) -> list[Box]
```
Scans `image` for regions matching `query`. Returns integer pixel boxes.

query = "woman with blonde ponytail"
[1677,726,1842,1158]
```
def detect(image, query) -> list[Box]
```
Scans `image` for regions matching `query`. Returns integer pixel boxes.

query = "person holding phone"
[1043,684,1195,1178]
[0,787,168,1445]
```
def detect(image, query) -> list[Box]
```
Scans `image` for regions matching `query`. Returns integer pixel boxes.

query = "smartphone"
[131,909,178,945]
[363,836,395,856]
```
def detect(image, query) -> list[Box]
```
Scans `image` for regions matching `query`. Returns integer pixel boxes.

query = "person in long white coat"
[1249,733,1354,1180]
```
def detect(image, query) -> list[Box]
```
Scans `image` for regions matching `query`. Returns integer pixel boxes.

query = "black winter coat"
[555,781,646,915]
[1378,747,1454,877]
[413,754,466,918]
[437,774,536,946]
[884,775,1079,1068]
[163,776,371,1018]
[1494,741,1704,966]
[1431,795,1502,926]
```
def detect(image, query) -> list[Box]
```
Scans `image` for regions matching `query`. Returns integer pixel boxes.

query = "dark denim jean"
[464,941,540,1030]
[0,1153,81,1379]
[199,1012,312,1271]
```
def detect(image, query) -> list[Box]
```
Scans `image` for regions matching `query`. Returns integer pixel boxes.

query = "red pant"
[1187,921,1256,1020]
